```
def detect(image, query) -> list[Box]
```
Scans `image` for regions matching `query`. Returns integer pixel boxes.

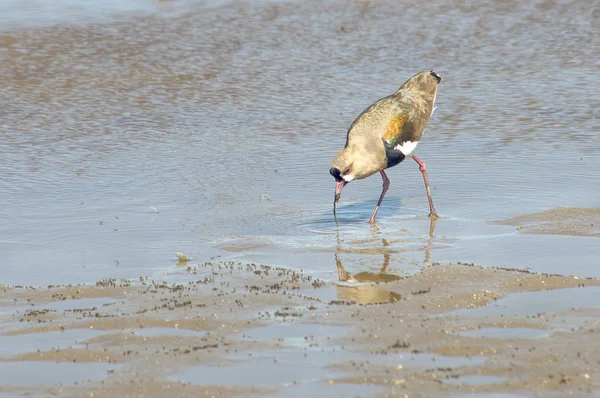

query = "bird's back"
[345,90,434,153]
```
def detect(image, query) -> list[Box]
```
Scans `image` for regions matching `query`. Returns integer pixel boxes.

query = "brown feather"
[382,113,409,141]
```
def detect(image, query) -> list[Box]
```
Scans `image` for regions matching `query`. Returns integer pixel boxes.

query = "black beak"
[430,70,441,83]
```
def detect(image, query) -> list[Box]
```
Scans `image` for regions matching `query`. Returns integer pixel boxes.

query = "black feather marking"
[383,139,405,168]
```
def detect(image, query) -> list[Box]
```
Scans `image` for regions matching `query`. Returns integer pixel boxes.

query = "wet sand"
[2,261,600,397]
[1,0,600,396]
[494,207,600,238]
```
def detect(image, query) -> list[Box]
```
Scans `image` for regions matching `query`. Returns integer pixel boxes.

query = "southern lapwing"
[330,70,441,224]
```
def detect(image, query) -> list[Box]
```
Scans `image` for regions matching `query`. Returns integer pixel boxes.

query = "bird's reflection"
[335,253,400,283]
[335,253,403,304]
[425,216,437,262]
[369,213,437,237]
[334,217,437,304]
[428,215,437,237]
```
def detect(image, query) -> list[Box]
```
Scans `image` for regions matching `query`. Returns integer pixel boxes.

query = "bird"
[330,70,441,224]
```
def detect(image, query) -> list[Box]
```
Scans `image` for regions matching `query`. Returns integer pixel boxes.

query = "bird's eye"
[343,168,351,175]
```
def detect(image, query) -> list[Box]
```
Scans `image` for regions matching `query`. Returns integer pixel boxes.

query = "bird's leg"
[368,170,390,224]
[335,254,351,282]
[413,156,438,218]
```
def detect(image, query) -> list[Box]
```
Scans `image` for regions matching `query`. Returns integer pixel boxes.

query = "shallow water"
[459,327,549,339]
[0,361,116,386]
[0,329,105,357]
[452,286,600,317]
[1,0,599,290]
[444,375,508,386]
[449,395,530,398]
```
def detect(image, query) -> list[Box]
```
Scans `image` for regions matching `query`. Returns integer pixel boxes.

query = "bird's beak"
[333,179,347,225]
[334,180,346,203]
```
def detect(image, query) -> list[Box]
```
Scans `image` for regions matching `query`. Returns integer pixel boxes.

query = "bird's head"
[398,70,441,96]
[329,148,355,202]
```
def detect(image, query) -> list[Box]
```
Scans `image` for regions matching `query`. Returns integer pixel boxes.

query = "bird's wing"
[380,112,413,167]
[382,113,409,143]
[345,97,420,156]
[382,112,419,152]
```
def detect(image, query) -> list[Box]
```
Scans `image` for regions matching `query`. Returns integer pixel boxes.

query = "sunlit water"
[0,0,599,286]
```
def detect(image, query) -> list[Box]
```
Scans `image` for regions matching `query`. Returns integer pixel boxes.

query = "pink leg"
[413,156,438,218]
[368,170,390,224]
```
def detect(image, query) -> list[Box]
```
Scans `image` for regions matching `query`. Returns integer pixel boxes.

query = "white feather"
[395,141,419,157]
